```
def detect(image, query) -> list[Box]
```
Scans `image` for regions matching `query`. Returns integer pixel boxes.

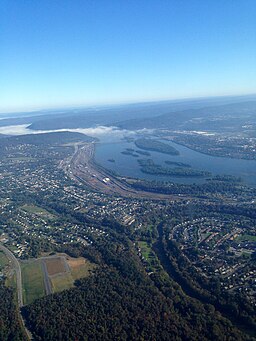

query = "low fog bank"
[0,124,154,141]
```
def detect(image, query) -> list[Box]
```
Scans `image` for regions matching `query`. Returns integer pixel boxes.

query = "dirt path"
[41,260,53,295]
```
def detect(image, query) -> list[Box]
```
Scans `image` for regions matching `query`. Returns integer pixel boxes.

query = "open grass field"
[21,260,45,305]
[51,273,74,293]
[138,241,152,260]
[45,257,67,276]
[49,255,96,293]
[21,204,56,220]
[20,254,96,301]
[138,241,160,272]
[68,257,95,280]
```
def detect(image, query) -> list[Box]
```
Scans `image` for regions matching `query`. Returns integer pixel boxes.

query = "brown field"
[67,256,96,280]
[19,254,97,303]
[67,257,86,268]
[47,256,96,293]
[45,257,67,276]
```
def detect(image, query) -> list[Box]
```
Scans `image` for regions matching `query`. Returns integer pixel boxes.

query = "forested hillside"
[0,284,25,341]
[22,227,248,341]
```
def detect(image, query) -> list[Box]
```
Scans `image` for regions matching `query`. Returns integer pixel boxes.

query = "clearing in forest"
[49,255,96,292]
[20,254,96,304]
[21,260,45,305]
[21,204,56,220]
[45,257,67,276]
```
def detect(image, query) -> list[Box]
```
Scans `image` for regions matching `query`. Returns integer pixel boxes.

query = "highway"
[0,243,33,340]
[0,243,23,307]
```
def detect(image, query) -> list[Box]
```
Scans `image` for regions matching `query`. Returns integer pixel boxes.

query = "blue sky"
[1,0,256,112]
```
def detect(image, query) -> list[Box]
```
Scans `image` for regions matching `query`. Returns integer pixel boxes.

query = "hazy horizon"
[1,92,256,116]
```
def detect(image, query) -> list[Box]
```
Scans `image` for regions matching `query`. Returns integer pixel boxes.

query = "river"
[94,138,256,186]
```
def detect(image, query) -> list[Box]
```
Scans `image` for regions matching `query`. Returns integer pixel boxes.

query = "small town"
[0,137,255,312]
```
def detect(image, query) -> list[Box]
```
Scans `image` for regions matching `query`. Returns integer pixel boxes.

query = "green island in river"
[137,159,211,177]
[135,138,179,155]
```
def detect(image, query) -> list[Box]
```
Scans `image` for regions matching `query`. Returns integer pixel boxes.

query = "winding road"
[0,243,33,340]
[0,243,23,307]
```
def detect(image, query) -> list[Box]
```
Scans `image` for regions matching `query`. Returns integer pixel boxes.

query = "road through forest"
[0,243,33,340]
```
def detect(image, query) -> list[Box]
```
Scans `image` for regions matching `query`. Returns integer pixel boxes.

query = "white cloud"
[0,124,30,135]
[0,124,155,143]
[74,126,134,137]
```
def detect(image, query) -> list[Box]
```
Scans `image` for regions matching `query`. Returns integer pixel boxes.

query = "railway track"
[66,142,182,201]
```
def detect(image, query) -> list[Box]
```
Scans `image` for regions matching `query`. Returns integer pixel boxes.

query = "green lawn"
[70,260,96,280]
[138,241,152,260]
[51,273,74,293]
[138,241,161,272]
[21,255,96,302]
[52,258,96,293]
[21,261,45,305]
[236,234,256,242]
[21,204,56,220]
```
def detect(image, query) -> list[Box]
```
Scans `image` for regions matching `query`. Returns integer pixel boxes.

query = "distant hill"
[1,96,256,132]
[0,131,95,147]
[28,102,200,130]
[0,102,173,129]
[116,101,256,132]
